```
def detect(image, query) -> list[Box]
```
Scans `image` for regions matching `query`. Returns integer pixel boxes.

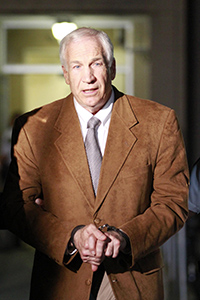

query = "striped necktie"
[85,116,102,195]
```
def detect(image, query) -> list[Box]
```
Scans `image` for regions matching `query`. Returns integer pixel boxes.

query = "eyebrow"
[69,57,104,66]
[69,60,81,65]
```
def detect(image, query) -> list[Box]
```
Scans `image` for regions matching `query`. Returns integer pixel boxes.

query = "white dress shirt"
[74,89,114,156]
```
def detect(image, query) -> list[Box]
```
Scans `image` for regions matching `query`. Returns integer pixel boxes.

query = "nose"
[82,66,95,83]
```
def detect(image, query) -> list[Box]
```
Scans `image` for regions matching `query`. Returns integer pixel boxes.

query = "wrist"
[66,225,85,255]
[98,224,131,254]
[71,225,85,248]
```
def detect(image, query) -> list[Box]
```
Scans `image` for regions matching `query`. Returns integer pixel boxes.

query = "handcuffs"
[98,223,122,234]
[67,224,131,257]
[98,224,131,253]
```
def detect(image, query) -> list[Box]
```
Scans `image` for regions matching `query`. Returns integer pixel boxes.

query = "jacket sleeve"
[188,158,200,213]
[120,109,189,266]
[1,116,70,266]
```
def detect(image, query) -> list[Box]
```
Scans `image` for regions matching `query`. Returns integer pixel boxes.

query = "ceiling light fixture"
[51,22,78,42]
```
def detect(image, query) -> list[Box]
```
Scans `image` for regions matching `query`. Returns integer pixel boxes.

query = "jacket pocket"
[135,249,164,274]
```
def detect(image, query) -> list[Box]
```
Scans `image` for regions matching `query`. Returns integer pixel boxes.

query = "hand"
[73,224,127,271]
[73,224,109,272]
[104,230,127,258]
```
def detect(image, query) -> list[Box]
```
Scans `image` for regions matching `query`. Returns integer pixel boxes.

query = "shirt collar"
[74,89,114,128]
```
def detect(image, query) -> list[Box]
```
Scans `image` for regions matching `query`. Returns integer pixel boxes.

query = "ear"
[110,58,116,81]
[62,65,70,85]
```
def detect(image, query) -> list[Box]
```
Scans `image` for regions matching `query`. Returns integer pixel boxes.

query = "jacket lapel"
[95,90,138,211]
[54,94,95,208]
[53,90,138,212]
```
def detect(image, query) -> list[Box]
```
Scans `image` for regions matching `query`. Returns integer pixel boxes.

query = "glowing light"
[51,22,77,41]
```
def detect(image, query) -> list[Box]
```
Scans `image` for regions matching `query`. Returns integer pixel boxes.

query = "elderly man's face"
[62,36,116,114]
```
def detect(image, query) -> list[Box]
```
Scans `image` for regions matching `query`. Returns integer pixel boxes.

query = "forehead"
[66,36,104,61]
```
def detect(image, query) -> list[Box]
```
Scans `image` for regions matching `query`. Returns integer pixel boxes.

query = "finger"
[82,255,102,264]
[104,233,120,258]
[91,264,99,272]
[112,240,120,258]
[95,239,107,258]
[74,225,94,250]
[104,242,113,257]
[35,198,43,206]
[82,254,102,267]
[86,224,107,241]
[88,234,96,255]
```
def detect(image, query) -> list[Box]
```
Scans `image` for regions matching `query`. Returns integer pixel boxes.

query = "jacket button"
[94,218,101,225]
[85,279,92,286]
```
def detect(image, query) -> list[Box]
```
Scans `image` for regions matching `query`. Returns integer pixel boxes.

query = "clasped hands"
[73,224,127,272]
[35,198,126,272]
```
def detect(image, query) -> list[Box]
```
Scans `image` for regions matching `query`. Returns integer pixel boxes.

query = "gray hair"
[59,27,114,69]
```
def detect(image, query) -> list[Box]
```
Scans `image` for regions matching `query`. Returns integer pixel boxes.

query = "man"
[187,158,200,297]
[1,27,189,300]
[188,158,200,217]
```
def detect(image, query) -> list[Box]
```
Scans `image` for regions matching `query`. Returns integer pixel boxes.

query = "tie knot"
[87,116,101,129]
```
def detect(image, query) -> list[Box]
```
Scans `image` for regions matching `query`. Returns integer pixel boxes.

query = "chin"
[86,98,101,107]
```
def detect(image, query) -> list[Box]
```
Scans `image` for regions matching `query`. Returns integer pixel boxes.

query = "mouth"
[82,88,98,95]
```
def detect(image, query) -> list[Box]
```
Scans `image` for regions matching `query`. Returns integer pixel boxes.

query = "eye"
[93,61,103,67]
[73,65,80,69]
